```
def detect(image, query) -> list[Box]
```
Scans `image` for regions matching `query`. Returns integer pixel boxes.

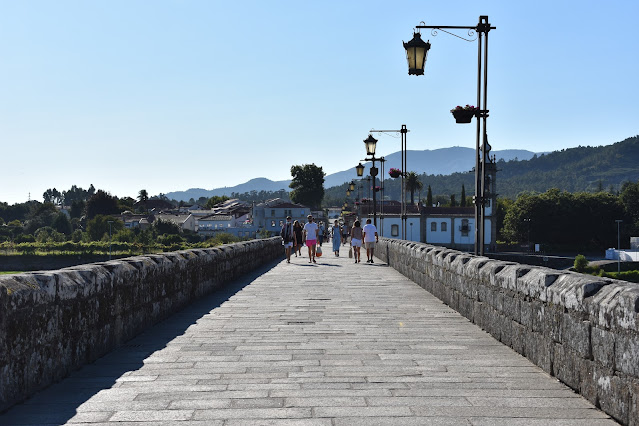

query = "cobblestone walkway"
[0,251,617,425]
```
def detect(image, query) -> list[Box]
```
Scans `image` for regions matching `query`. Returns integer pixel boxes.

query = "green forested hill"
[496,135,639,197]
[324,135,639,203]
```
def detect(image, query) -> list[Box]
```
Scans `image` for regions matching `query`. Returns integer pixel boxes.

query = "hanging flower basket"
[374,186,381,192]
[450,105,478,124]
[389,168,402,178]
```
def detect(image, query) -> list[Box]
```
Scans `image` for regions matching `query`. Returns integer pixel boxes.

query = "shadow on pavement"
[0,260,280,426]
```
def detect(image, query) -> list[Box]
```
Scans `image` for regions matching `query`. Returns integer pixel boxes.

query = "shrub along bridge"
[0,238,637,425]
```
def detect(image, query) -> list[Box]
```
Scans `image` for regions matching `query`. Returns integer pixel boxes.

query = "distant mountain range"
[165,136,639,202]
[165,148,539,201]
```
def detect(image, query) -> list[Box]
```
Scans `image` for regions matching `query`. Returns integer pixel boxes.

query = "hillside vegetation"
[335,136,639,202]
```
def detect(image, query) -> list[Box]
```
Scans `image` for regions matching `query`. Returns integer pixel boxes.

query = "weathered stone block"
[525,331,553,374]
[531,300,545,333]
[553,344,580,391]
[473,300,485,330]
[616,333,639,377]
[562,314,591,359]
[516,267,561,301]
[545,304,564,344]
[520,299,533,328]
[595,368,630,425]
[630,378,639,426]
[592,326,616,368]
[511,321,526,356]
[500,314,512,347]
[502,294,520,323]
[579,358,597,405]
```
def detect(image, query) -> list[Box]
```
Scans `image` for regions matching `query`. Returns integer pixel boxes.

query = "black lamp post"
[361,135,379,227]
[370,125,409,239]
[404,15,495,256]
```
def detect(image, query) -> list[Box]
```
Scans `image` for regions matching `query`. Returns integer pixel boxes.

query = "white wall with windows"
[365,215,421,242]
[426,218,451,244]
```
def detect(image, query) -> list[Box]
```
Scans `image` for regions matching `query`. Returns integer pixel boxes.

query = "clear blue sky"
[1,0,638,204]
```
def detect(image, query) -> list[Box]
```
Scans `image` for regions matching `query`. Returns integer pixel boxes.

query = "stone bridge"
[0,237,637,425]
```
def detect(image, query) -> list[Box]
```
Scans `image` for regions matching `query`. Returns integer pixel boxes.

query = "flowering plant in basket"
[450,105,478,124]
[389,168,402,178]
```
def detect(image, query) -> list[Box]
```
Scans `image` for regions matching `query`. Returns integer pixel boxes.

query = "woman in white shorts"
[350,220,363,263]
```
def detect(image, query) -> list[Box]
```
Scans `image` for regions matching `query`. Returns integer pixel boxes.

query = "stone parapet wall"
[0,238,282,412]
[377,238,639,426]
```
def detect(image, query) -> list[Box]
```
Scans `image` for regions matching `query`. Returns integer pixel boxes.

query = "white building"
[252,199,310,235]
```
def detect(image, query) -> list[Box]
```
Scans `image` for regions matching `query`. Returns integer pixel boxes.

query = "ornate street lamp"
[404,16,495,256]
[349,181,355,191]
[346,190,351,196]
[403,32,431,75]
[369,125,409,239]
[361,135,380,227]
[356,163,365,177]
[364,134,378,156]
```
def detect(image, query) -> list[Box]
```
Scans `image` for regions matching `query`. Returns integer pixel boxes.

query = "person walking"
[362,218,378,263]
[350,220,363,263]
[342,222,349,245]
[318,222,325,247]
[331,220,341,256]
[303,215,319,263]
[280,216,295,263]
[293,220,303,257]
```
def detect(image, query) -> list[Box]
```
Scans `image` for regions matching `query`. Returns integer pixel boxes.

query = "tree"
[574,255,588,272]
[138,189,149,212]
[86,215,124,241]
[43,188,63,205]
[119,196,136,211]
[461,184,467,207]
[426,185,433,207]
[52,212,73,235]
[86,190,120,219]
[450,194,457,207]
[153,218,182,235]
[502,188,624,249]
[24,202,57,234]
[404,172,423,206]
[70,200,86,219]
[289,164,325,209]
[620,180,639,234]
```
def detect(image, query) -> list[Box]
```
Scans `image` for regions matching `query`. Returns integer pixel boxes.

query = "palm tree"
[404,172,423,206]
[138,189,149,213]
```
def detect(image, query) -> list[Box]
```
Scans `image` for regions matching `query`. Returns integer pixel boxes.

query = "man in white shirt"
[303,215,319,264]
[362,218,378,263]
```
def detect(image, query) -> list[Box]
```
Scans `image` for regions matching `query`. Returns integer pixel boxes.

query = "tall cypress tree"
[461,184,467,207]
[426,185,433,207]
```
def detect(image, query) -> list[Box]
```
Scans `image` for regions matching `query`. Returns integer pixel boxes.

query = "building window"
[441,222,447,232]
[431,222,437,232]
[461,219,469,237]
[485,199,491,207]
[271,210,275,217]
[271,220,276,227]
[391,224,399,237]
